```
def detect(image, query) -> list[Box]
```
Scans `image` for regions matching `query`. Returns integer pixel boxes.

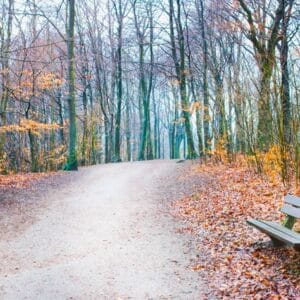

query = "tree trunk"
[237,0,286,151]
[81,87,88,165]
[175,0,197,159]
[114,0,123,162]
[280,2,292,146]
[257,58,274,150]
[125,84,131,161]
[169,0,197,159]
[0,0,14,166]
[196,0,210,154]
[146,3,154,160]
[214,72,226,139]
[65,0,78,170]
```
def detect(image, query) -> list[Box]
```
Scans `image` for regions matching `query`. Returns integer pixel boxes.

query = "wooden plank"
[281,204,300,218]
[247,219,299,245]
[247,219,300,246]
[263,221,300,251]
[284,194,300,208]
[261,221,300,240]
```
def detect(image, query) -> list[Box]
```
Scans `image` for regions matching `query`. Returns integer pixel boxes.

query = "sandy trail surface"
[0,160,204,299]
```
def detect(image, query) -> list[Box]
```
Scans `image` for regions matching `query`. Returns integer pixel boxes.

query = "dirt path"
[0,160,205,299]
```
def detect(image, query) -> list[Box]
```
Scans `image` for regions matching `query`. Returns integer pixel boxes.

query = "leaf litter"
[172,162,300,299]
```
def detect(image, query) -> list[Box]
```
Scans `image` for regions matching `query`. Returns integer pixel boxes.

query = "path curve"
[0,160,204,299]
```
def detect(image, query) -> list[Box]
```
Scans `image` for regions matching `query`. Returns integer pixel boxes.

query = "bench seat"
[247,219,300,250]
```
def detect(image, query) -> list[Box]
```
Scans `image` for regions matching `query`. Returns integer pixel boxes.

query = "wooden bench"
[247,194,300,250]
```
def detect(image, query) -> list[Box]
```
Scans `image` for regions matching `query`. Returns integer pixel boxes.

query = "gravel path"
[0,160,205,299]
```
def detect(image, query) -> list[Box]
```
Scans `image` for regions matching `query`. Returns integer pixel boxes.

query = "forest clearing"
[0,0,300,299]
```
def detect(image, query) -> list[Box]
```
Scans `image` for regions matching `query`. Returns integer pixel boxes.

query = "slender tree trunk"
[185,8,202,156]
[214,72,226,138]
[257,58,274,150]
[280,1,293,145]
[125,84,131,161]
[133,1,154,161]
[28,130,39,172]
[0,0,14,165]
[175,0,197,159]
[114,0,123,162]
[65,0,78,170]
[25,102,39,172]
[232,38,245,153]
[153,90,160,159]
[77,21,91,165]
[56,89,65,144]
[279,0,294,182]
[196,0,210,154]
[169,0,197,159]
[146,3,154,160]
[81,87,88,165]
[137,41,148,161]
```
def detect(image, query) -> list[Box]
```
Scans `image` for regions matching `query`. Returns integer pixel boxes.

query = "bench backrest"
[281,194,300,218]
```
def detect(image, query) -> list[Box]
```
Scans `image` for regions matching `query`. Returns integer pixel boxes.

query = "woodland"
[0,0,298,179]
[1,0,300,298]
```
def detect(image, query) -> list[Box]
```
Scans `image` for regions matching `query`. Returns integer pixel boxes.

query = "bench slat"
[247,219,300,246]
[284,194,300,208]
[261,221,300,240]
[281,204,300,218]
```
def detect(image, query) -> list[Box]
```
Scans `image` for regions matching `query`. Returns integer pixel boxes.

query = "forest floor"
[172,161,300,299]
[0,160,300,299]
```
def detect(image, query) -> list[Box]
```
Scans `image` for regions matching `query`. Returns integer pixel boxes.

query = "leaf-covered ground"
[172,162,300,299]
[0,171,65,240]
[0,172,56,189]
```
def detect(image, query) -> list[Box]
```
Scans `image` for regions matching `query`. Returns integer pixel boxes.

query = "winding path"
[0,160,204,299]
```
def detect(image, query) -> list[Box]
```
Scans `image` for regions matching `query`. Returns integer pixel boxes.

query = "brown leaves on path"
[0,172,58,189]
[172,162,300,299]
[0,171,64,240]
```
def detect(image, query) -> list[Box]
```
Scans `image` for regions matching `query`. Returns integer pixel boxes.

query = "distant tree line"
[0,0,299,182]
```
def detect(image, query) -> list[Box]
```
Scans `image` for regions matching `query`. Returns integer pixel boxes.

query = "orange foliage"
[209,142,293,185]
[38,72,63,90]
[209,136,230,163]
[11,70,62,100]
[0,119,62,137]
[247,145,287,183]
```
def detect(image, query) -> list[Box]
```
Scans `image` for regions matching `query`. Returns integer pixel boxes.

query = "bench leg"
[282,216,296,229]
[294,245,300,251]
[270,237,285,247]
